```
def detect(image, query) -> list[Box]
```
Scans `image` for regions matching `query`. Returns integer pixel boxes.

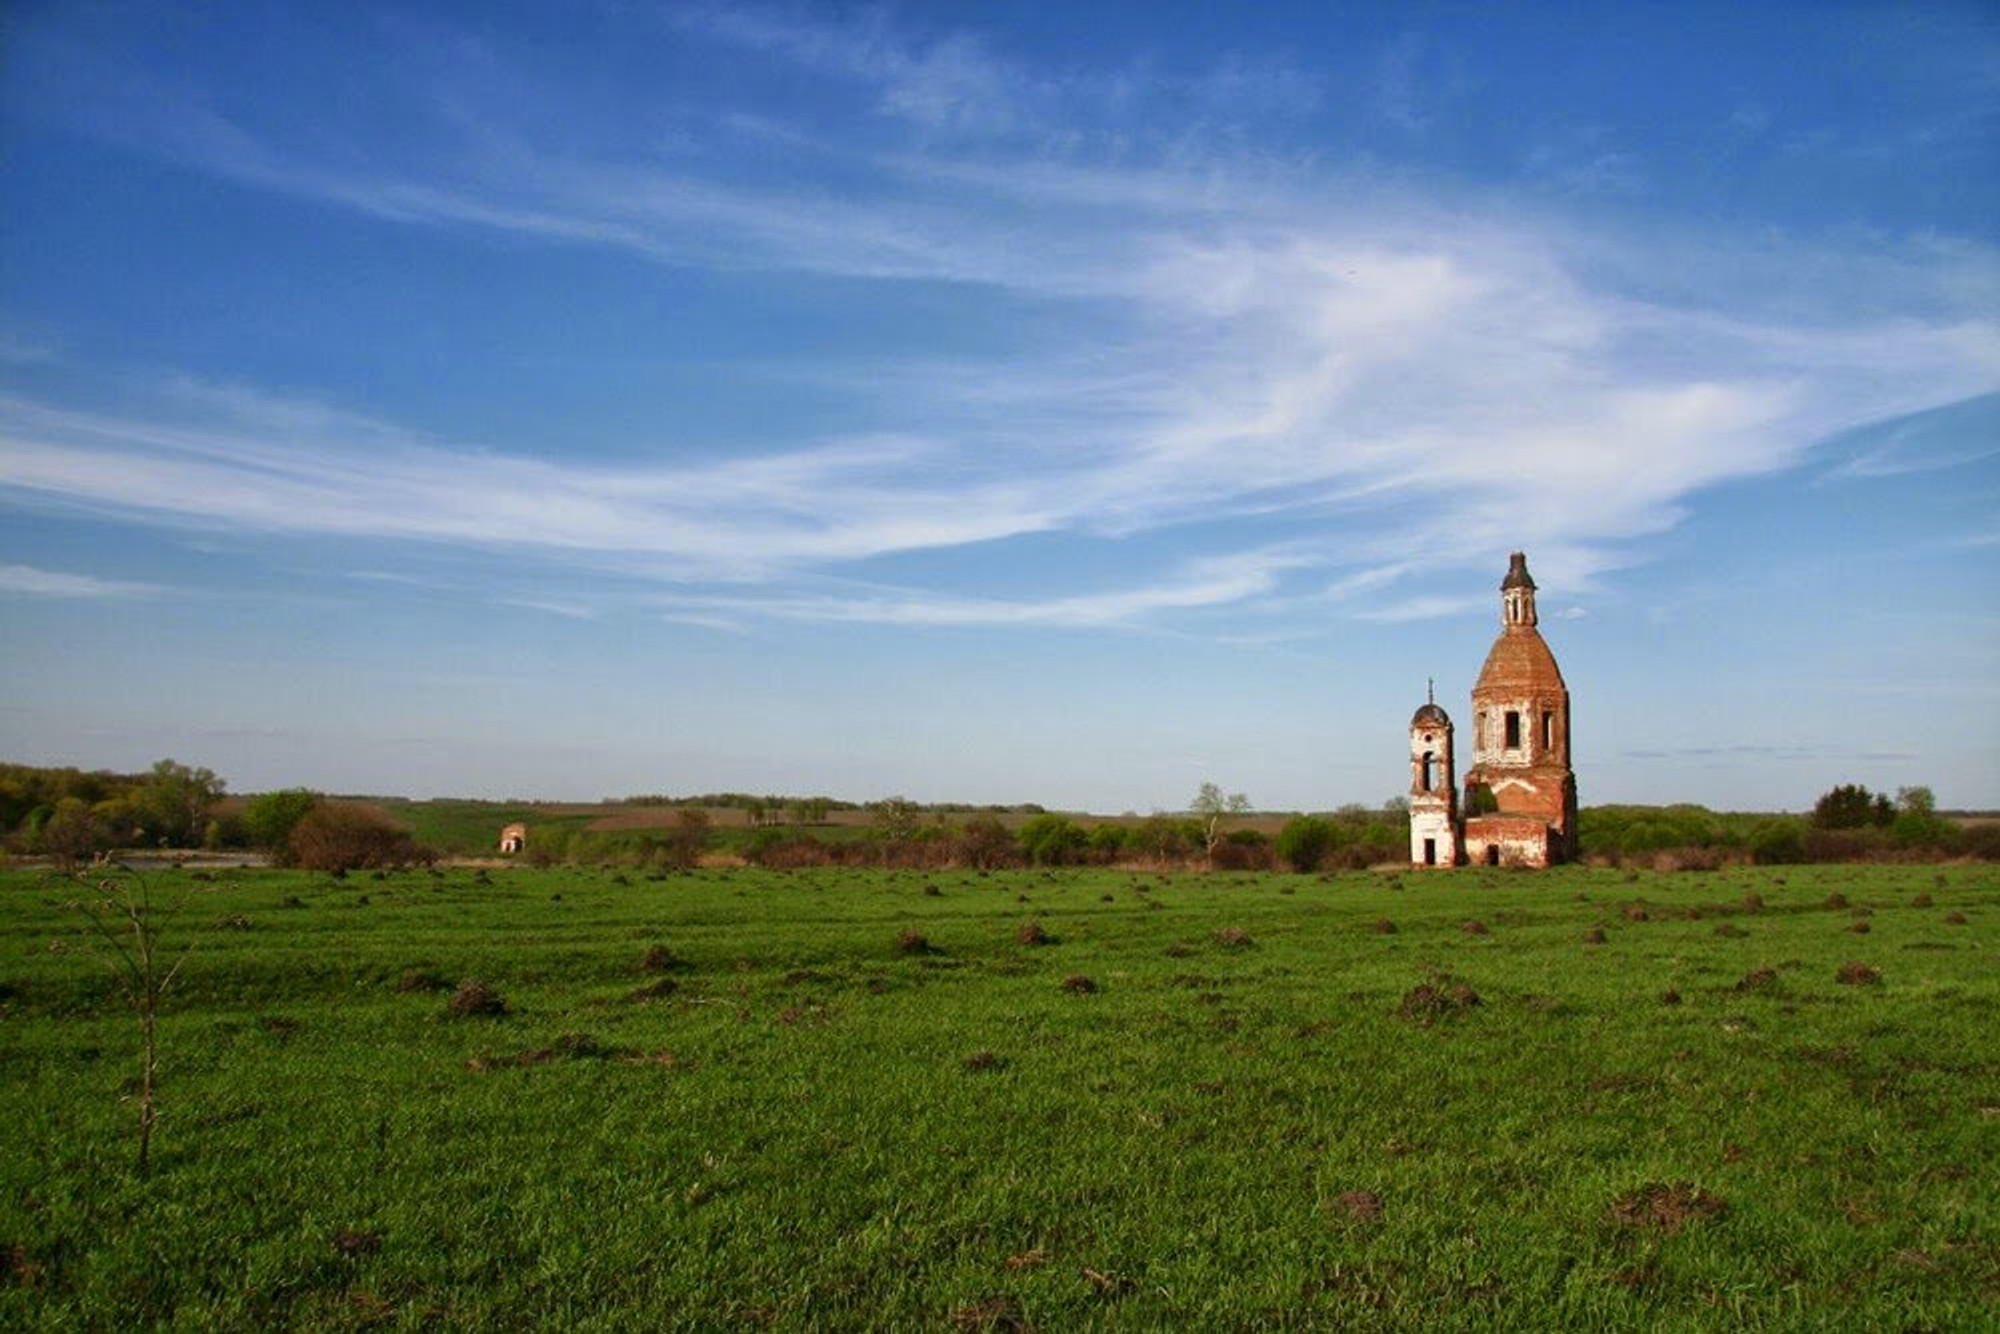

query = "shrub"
[288,805,433,873]
[954,816,1019,870]
[243,789,319,855]
[1275,817,1337,872]
[1211,832,1275,872]
[1017,815,1088,867]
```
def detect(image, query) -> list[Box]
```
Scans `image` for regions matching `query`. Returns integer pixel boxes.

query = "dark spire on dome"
[1412,680,1451,727]
[1501,552,1536,591]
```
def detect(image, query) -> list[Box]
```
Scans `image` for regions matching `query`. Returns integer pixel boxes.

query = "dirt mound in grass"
[1398,977,1480,1025]
[1733,967,1779,994]
[446,980,507,1017]
[1607,1182,1727,1232]
[948,1294,1029,1332]
[639,945,690,973]
[1836,962,1882,986]
[333,1228,381,1257]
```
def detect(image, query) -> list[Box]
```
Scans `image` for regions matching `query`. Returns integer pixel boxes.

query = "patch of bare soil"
[1371,918,1398,935]
[1836,962,1882,986]
[1061,974,1099,995]
[948,1294,1030,1332]
[1004,1249,1048,1271]
[1337,1190,1385,1224]
[1607,1182,1727,1232]
[1944,911,1968,925]
[1460,920,1490,936]
[895,928,933,955]
[468,1032,626,1071]
[1214,927,1254,949]
[2,1243,38,1288]
[962,1050,1005,1073]
[1015,921,1051,946]
[334,1228,382,1257]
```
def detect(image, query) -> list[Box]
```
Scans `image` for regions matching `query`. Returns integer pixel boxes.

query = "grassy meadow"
[1,861,1993,1330]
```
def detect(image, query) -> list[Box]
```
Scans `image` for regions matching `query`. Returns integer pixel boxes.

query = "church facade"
[1409,552,1577,868]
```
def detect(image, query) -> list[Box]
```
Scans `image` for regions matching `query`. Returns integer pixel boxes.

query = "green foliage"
[128,759,226,848]
[1274,816,1338,872]
[1017,814,1088,866]
[243,789,320,856]
[1748,818,1806,866]
[1813,783,1893,830]
[39,797,110,871]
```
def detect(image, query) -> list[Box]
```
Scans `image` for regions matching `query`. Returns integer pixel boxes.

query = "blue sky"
[1,2,1995,812]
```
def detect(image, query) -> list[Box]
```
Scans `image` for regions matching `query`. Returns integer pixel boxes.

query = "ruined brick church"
[1409,553,1576,868]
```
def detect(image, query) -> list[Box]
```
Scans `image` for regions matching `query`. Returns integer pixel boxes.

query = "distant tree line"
[0,760,433,872]
[3,761,1991,872]
[1579,784,1991,867]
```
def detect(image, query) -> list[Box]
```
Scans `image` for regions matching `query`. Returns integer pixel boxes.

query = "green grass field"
[1,862,1993,1330]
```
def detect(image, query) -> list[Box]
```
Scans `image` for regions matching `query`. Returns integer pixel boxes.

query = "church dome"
[1411,701,1451,728]
[1472,626,1567,695]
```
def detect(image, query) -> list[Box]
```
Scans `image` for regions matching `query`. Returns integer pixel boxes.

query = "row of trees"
[6,761,1993,870]
[1580,785,1989,866]
[7,760,227,867]
[2,762,435,873]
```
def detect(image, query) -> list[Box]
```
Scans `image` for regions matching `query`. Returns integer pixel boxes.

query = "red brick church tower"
[1411,552,1577,868]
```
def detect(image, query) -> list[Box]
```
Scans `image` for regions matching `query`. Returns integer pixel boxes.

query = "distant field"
[1,863,1992,1329]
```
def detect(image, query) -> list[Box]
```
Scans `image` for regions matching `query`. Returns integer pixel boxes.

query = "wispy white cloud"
[0,563,162,599]
[3,3,1996,632]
